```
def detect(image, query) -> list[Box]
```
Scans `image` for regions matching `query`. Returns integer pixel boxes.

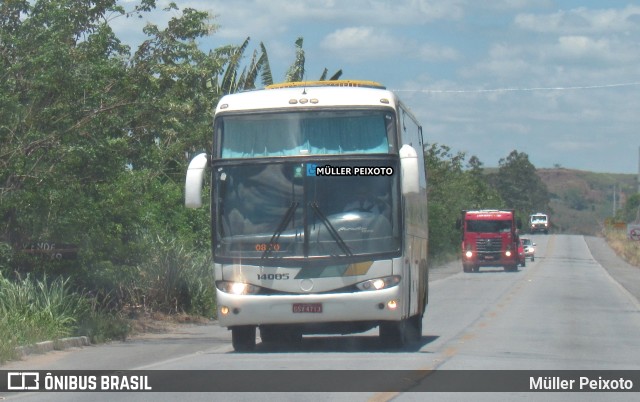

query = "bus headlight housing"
[216,281,261,295]
[356,275,400,291]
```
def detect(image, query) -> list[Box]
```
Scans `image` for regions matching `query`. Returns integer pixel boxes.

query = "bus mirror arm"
[185,153,209,208]
[399,144,419,195]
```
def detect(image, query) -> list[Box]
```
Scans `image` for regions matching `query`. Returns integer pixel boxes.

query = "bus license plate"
[293,303,322,313]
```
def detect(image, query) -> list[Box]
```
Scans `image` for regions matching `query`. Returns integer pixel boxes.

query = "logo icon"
[306,163,317,176]
[7,372,40,390]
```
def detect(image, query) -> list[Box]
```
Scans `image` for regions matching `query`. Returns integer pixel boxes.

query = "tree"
[214,36,342,95]
[489,150,550,217]
[620,193,640,223]
[466,155,503,209]
[425,144,503,259]
[0,2,342,312]
[214,37,273,94]
[284,37,342,82]
[0,1,214,283]
[285,37,305,82]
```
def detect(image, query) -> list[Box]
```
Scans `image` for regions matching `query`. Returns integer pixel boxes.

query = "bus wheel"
[407,315,423,342]
[231,326,256,351]
[380,320,406,349]
[380,316,422,347]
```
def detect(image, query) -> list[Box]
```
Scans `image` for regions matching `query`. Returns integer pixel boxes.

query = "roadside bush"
[0,274,90,363]
[99,235,216,317]
[605,228,640,267]
[0,243,12,276]
[75,308,131,344]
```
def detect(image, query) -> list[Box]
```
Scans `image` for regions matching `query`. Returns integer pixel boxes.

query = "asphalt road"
[2,234,640,401]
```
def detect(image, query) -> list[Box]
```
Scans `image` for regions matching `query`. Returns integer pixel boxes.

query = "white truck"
[529,213,549,234]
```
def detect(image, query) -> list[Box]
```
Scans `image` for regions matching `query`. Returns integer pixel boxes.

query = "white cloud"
[555,35,610,58]
[514,5,640,34]
[418,44,460,62]
[321,26,459,63]
[320,27,396,62]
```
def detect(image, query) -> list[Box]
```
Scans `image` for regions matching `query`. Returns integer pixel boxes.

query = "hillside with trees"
[537,168,639,235]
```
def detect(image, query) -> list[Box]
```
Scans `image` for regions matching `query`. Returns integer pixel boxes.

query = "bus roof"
[215,81,399,114]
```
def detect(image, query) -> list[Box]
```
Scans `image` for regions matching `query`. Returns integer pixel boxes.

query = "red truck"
[456,209,522,273]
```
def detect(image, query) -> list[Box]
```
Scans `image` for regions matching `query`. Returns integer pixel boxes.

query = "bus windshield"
[218,110,395,158]
[213,159,401,265]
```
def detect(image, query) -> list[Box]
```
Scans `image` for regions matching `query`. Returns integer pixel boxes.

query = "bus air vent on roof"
[266,80,386,90]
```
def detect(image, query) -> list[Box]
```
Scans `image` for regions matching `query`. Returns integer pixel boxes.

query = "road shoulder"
[584,235,640,304]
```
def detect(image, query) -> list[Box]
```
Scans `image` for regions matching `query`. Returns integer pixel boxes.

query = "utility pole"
[613,183,617,217]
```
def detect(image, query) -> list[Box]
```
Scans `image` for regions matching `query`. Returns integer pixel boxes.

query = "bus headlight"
[356,276,400,291]
[465,250,473,258]
[505,250,512,257]
[216,281,261,295]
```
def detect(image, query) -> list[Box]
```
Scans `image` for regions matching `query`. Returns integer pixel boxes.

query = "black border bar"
[1,370,639,392]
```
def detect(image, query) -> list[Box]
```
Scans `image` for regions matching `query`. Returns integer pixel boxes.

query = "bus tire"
[379,320,406,348]
[407,315,423,342]
[231,326,256,351]
[380,316,423,348]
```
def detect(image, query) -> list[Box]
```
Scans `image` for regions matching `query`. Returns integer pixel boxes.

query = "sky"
[111,0,640,174]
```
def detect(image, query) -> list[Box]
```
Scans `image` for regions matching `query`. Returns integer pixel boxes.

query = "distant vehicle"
[521,238,535,261]
[456,209,522,273]
[530,213,549,234]
[518,239,526,267]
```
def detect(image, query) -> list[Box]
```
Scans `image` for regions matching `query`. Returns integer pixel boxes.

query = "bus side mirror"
[399,144,419,195]
[455,218,461,230]
[185,153,209,208]
[516,218,522,229]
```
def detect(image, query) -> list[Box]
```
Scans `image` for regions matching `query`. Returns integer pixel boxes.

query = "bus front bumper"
[216,286,404,327]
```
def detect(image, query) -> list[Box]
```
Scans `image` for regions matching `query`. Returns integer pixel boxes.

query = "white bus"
[185,80,428,351]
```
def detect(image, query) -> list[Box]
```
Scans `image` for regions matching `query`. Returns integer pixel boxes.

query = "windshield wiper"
[261,201,299,260]
[310,201,353,257]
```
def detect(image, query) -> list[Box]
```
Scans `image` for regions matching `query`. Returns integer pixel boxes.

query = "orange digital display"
[255,243,281,252]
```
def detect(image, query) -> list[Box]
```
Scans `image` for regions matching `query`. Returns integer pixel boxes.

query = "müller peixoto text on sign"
[314,165,394,176]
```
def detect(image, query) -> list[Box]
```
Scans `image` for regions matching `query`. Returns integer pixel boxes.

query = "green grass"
[0,275,81,363]
[0,235,217,365]
[0,274,130,364]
